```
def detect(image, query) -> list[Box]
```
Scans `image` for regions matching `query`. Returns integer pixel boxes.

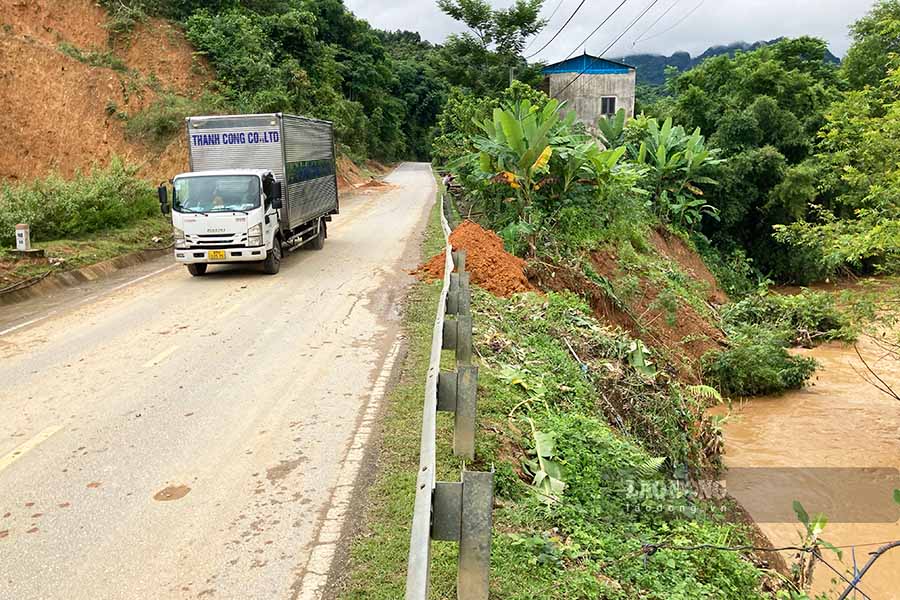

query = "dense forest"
[100,0,544,162]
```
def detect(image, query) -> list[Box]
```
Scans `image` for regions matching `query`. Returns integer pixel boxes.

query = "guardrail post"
[456,314,473,366]
[458,470,493,600]
[437,367,479,459]
[454,366,477,459]
[458,272,471,316]
[453,250,466,274]
[447,272,461,315]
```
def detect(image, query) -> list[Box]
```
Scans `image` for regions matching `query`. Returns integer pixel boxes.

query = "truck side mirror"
[271,181,283,210]
[158,185,170,215]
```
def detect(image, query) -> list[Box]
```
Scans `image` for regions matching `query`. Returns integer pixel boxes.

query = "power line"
[524,0,567,52]
[635,0,706,44]
[563,0,631,61]
[526,0,590,59]
[632,0,683,46]
[554,0,660,97]
[598,0,660,56]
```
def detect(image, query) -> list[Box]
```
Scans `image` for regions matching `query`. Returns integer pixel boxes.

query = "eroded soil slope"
[0,0,211,183]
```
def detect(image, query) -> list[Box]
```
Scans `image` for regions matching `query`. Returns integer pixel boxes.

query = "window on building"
[601,96,617,116]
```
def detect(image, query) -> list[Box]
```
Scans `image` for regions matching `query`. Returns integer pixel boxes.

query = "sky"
[344,0,876,61]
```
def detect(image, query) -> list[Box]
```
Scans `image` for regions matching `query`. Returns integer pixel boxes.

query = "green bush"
[0,159,156,245]
[722,289,855,346]
[125,93,224,144]
[703,324,818,396]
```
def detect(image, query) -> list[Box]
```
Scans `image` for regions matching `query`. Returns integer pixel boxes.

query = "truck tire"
[263,238,282,275]
[311,220,326,250]
[187,263,207,277]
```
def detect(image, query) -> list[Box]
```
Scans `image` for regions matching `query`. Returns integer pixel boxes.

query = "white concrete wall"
[548,71,636,128]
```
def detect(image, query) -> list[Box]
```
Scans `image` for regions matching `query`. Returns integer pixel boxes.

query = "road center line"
[0,425,64,474]
[142,346,179,368]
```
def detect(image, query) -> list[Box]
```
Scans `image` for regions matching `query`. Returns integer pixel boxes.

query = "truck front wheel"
[187,264,208,277]
[263,238,282,275]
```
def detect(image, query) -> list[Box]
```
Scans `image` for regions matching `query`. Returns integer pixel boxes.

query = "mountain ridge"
[614,38,841,86]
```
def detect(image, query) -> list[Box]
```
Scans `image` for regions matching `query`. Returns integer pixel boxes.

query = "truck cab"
[161,169,285,276]
[159,113,338,277]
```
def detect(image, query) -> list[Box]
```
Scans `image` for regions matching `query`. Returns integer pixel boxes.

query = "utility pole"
[509,66,516,86]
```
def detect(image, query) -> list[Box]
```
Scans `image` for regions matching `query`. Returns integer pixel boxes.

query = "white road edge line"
[108,264,178,293]
[0,425,64,474]
[0,263,176,338]
[142,346,180,369]
[293,337,403,600]
[0,315,53,337]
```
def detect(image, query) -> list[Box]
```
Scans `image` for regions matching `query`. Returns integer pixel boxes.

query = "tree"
[435,0,546,95]
[651,37,843,282]
[436,0,545,54]
[843,0,900,89]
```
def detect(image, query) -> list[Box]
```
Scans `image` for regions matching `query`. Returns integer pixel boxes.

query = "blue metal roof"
[542,55,634,75]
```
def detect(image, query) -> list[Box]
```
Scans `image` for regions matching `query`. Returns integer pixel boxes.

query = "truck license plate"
[208,250,226,260]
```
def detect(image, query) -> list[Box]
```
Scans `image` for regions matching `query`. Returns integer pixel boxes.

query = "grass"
[0,216,171,288]
[125,92,225,146]
[337,186,775,598]
[58,42,129,72]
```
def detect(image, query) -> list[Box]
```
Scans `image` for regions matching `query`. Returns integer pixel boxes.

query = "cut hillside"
[0,0,211,184]
[527,230,727,380]
[417,218,725,379]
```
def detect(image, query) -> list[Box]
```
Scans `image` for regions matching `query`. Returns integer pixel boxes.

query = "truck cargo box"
[186,113,339,233]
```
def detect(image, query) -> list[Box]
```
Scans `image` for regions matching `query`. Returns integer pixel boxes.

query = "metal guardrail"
[406,185,493,599]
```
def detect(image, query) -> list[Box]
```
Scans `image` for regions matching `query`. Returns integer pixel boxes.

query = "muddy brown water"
[718,335,900,598]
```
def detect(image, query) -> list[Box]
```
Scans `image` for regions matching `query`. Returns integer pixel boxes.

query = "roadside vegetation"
[0,160,169,288]
[343,3,900,597]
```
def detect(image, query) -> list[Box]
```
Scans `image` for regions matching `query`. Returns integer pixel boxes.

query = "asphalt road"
[0,163,435,599]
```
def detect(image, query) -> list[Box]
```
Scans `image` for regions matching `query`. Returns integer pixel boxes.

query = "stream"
[719,334,900,598]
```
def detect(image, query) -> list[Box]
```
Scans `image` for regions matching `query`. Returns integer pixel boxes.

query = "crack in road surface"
[0,163,435,600]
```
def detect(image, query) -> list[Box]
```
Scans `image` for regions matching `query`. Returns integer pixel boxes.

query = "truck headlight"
[174,227,187,249]
[248,223,263,247]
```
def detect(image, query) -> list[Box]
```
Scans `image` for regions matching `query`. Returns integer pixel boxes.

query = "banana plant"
[472,99,576,254]
[632,116,722,231]
[597,108,627,148]
[523,418,566,504]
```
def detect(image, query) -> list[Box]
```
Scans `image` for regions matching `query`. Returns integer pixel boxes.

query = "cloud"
[346,0,875,59]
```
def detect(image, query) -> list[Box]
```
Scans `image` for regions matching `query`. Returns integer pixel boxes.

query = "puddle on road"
[153,485,191,501]
[719,335,900,598]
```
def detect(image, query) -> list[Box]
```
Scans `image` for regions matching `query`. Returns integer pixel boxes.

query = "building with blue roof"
[542,54,636,128]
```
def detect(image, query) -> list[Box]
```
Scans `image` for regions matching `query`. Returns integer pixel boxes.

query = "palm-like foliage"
[469,98,630,253]
[631,117,722,231]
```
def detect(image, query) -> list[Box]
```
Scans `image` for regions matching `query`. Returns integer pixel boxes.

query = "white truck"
[158,113,339,276]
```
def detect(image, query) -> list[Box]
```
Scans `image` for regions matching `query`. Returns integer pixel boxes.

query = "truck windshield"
[174,175,261,213]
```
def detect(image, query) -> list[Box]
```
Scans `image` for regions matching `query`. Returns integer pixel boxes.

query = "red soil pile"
[417,220,535,297]
[336,155,368,191]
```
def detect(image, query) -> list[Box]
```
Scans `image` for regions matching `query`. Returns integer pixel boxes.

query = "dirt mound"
[649,228,728,304]
[417,221,535,297]
[0,0,210,184]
